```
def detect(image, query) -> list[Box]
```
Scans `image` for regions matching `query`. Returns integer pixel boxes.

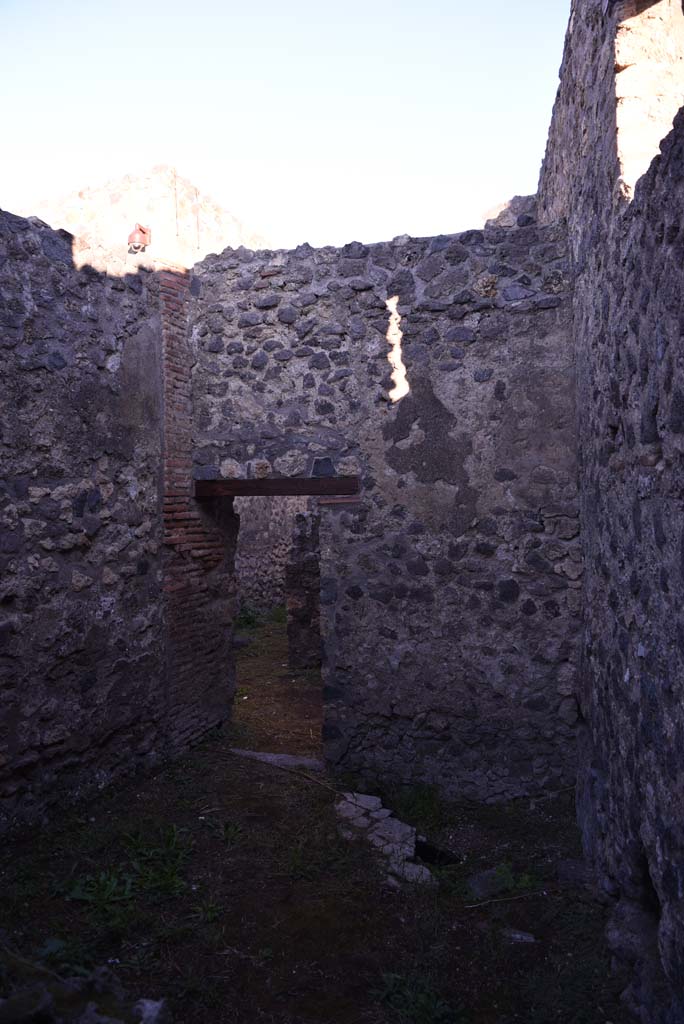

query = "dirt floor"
[230,609,323,757]
[1,612,627,1023]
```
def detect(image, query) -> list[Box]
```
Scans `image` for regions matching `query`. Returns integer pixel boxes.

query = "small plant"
[432,865,469,897]
[66,869,134,910]
[374,972,465,1024]
[192,899,222,924]
[153,921,194,945]
[284,838,310,879]
[235,605,260,629]
[493,861,538,894]
[117,943,157,971]
[221,821,244,847]
[203,818,244,847]
[280,826,355,881]
[125,824,193,898]
[268,603,287,624]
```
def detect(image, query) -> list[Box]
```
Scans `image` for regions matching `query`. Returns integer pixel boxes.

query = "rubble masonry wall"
[189,216,581,801]
[538,1,684,1018]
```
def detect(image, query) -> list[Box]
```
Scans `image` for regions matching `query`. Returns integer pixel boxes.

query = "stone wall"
[189,214,581,801]
[234,494,307,613]
[3,9,684,1016]
[540,0,684,238]
[0,212,165,830]
[0,215,241,832]
[538,1,684,1019]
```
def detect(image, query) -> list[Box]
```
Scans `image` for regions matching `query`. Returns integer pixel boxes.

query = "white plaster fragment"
[385,295,410,402]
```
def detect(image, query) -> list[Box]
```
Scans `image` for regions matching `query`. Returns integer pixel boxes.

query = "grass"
[235,604,261,629]
[191,899,222,924]
[235,602,286,630]
[269,604,287,624]
[279,819,363,883]
[202,818,244,847]
[57,824,193,930]
[125,824,192,890]
[66,869,135,910]
[1,619,625,1024]
[431,864,470,898]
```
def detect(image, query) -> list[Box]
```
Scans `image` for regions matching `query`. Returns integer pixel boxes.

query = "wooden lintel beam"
[194,476,361,499]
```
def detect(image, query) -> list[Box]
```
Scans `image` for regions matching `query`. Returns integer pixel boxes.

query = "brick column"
[158,267,238,752]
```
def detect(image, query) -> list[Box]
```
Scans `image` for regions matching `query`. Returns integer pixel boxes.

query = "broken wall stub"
[0,212,166,831]
[539,1,684,1018]
[189,215,581,801]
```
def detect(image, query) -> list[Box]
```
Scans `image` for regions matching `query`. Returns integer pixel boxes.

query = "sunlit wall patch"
[385,295,410,402]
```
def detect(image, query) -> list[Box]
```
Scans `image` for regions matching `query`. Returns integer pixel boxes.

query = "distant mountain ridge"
[27,165,268,267]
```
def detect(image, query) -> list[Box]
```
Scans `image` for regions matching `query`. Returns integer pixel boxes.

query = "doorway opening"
[232,496,322,759]
[195,476,360,761]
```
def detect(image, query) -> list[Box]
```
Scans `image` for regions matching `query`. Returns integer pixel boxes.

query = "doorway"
[231,496,323,758]
[194,474,360,760]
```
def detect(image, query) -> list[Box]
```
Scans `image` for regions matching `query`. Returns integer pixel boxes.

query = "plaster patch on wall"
[385,295,410,402]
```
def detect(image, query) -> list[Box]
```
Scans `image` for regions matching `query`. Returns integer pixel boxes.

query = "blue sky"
[2,0,570,246]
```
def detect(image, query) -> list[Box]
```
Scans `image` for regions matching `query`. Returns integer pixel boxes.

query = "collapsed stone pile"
[335,791,434,887]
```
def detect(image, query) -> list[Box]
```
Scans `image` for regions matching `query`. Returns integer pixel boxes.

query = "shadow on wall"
[0,209,238,834]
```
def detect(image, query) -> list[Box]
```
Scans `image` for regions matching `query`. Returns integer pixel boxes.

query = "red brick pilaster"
[158,267,238,752]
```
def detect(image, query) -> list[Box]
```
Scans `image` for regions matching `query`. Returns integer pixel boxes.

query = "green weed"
[221,821,244,847]
[268,604,287,624]
[203,818,244,847]
[192,899,222,924]
[66,869,134,910]
[235,605,261,629]
[284,838,311,879]
[492,861,538,894]
[432,865,469,898]
[117,944,157,971]
[124,824,193,898]
[281,824,361,882]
